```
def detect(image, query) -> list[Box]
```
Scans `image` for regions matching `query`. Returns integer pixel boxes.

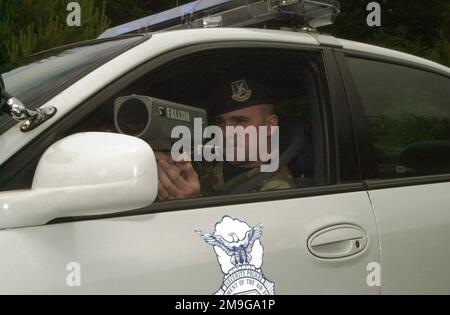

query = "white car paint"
[368,182,450,294]
[0,191,379,294]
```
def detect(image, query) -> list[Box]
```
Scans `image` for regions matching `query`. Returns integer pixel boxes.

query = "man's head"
[210,77,279,168]
[215,104,278,168]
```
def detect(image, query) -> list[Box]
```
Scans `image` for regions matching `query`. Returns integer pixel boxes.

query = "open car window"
[1,48,330,198]
[66,48,329,196]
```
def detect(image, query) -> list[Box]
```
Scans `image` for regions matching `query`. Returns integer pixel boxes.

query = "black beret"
[209,76,275,117]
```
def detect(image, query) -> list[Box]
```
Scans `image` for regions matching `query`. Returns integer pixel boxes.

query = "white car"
[0,0,449,295]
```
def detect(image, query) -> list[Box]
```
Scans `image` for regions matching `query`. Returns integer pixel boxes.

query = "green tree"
[430,29,450,66]
[0,0,15,73]
[324,0,450,66]
[1,0,110,73]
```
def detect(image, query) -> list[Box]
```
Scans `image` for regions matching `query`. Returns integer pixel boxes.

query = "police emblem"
[196,216,275,295]
[231,79,253,102]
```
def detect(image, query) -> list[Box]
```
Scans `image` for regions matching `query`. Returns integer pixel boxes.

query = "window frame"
[336,49,450,189]
[0,41,362,225]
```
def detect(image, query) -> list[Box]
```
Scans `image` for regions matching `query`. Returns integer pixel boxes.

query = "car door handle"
[307,224,368,259]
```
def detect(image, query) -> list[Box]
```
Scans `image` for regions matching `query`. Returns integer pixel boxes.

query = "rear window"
[0,36,145,131]
[347,57,450,178]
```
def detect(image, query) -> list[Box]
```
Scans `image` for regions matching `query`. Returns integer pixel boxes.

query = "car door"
[339,52,450,294]
[0,41,380,295]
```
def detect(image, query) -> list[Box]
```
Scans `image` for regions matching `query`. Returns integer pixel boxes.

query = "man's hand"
[156,153,201,201]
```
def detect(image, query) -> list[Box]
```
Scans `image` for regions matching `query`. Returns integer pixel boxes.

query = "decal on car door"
[196,216,275,295]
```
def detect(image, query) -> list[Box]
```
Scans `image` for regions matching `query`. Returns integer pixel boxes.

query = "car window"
[74,49,328,198]
[0,36,144,131]
[0,48,330,197]
[347,57,450,178]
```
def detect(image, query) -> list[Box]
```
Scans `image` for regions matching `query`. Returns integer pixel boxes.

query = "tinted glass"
[348,57,450,178]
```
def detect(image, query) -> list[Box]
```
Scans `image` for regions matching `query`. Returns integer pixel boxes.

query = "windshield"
[0,36,145,131]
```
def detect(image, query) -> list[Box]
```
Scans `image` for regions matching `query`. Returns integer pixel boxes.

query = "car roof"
[150,27,320,48]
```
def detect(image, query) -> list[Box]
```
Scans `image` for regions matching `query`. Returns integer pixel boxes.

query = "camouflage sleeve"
[196,162,224,196]
[260,167,296,192]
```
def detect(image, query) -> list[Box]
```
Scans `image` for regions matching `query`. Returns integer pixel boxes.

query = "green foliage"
[429,28,450,66]
[370,113,450,177]
[370,114,450,149]
[1,0,110,73]
[323,0,450,67]
[0,0,14,73]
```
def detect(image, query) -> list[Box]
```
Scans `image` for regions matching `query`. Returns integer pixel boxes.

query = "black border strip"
[365,174,450,190]
[322,49,360,182]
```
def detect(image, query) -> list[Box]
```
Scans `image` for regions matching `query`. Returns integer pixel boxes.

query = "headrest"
[396,141,450,176]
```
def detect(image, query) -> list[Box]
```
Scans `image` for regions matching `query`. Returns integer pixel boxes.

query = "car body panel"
[0,191,379,294]
[368,182,450,294]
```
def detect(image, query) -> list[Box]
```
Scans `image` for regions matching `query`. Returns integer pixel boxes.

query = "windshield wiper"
[1,76,57,132]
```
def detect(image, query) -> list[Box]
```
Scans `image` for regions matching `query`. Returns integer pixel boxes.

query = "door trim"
[49,182,366,225]
[365,174,450,190]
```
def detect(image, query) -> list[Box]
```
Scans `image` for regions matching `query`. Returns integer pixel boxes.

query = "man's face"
[214,104,278,166]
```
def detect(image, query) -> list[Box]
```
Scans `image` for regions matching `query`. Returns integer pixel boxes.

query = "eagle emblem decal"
[196,216,275,295]
[231,79,253,102]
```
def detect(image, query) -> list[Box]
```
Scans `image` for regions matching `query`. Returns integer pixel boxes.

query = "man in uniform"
[156,77,296,201]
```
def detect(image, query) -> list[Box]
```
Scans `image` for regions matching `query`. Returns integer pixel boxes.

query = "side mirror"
[0,132,158,229]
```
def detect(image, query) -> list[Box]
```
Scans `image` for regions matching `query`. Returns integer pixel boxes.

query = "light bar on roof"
[98,0,341,39]
[98,0,234,38]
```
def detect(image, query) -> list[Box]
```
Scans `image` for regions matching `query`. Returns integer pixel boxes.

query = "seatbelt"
[231,121,306,194]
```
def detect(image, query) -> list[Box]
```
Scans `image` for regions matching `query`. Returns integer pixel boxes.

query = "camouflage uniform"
[199,163,296,195]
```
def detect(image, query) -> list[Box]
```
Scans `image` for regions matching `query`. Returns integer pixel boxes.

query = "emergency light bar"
[98,0,341,39]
